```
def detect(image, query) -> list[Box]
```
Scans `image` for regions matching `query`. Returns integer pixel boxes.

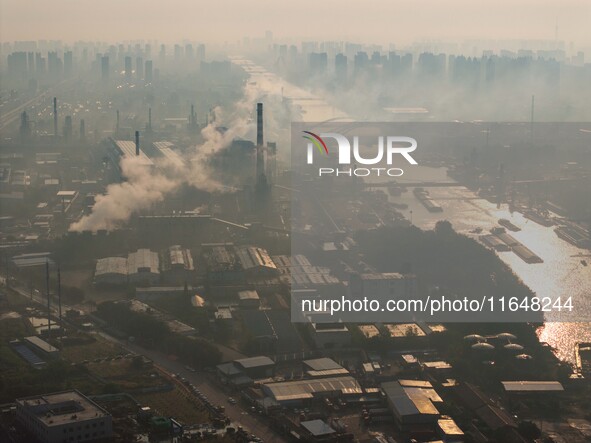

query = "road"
[3,276,287,442]
[98,333,288,442]
[0,79,71,131]
[0,90,52,130]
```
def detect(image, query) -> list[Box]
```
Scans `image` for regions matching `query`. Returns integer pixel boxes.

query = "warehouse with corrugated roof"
[262,376,362,405]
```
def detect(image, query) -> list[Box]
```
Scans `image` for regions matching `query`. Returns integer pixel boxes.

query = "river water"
[232,57,591,364]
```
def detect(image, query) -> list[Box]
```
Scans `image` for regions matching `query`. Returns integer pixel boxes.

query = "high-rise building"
[335,53,347,82]
[185,44,194,60]
[47,51,63,80]
[27,52,35,73]
[145,60,153,82]
[101,55,109,81]
[63,50,73,77]
[124,56,132,80]
[159,44,166,64]
[7,52,28,78]
[35,52,46,75]
[197,44,205,61]
[309,52,328,75]
[136,56,144,79]
[354,51,369,76]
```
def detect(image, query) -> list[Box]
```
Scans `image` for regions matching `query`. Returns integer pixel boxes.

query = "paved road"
[98,333,287,442]
[4,277,287,441]
[0,79,73,131]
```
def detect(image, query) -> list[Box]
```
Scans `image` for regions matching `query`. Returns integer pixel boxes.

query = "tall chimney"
[80,119,85,141]
[256,103,264,146]
[256,103,266,181]
[135,130,140,156]
[57,265,62,336]
[148,108,152,131]
[46,260,51,339]
[53,97,58,136]
[116,110,120,131]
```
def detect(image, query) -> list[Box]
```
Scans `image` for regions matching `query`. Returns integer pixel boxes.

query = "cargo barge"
[413,188,443,213]
[480,234,511,251]
[487,227,543,263]
[498,218,521,232]
[523,210,554,227]
[554,225,591,249]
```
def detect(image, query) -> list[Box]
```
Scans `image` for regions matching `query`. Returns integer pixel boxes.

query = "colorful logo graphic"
[302,131,329,155]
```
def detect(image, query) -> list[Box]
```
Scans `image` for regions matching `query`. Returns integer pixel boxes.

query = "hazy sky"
[1,0,590,47]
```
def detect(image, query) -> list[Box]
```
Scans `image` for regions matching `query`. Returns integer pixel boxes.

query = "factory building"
[235,246,279,279]
[241,309,302,353]
[109,139,153,169]
[349,272,417,301]
[261,376,362,406]
[94,257,128,285]
[299,419,337,441]
[203,244,278,283]
[16,390,113,443]
[237,290,260,309]
[94,249,160,286]
[235,356,276,378]
[216,355,276,387]
[203,243,242,283]
[303,358,349,378]
[152,141,185,166]
[127,249,160,285]
[303,313,352,349]
[273,254,341,287]
[382,380,442,431]
[454,383,518,436]
[160,245,195,284]
[24,336,59,359]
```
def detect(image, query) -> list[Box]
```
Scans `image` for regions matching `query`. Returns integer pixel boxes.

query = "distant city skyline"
[1,0,590,48]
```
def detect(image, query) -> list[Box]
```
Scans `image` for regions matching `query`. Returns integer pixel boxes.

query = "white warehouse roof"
[128,249,159,275]
[263,376,361,402]
[236,246,277,271]
[95,257,128,276]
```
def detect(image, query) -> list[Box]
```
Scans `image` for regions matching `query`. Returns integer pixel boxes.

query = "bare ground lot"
[135,389,209,425]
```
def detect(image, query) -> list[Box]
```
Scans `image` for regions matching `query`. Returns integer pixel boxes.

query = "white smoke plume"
[69,156,180,231]
[69,84,268,232]
[186,106,251,192]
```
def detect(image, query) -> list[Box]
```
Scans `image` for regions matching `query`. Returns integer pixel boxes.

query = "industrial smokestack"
[256,103,266,182]
[46,260,51,339]
[53,97,58,136]
[116,110,120,132]
[148,108,152,131]
[57,265,62,336]
[135,130,140,156]
[80,119,85,141]
[256,103,264,147]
